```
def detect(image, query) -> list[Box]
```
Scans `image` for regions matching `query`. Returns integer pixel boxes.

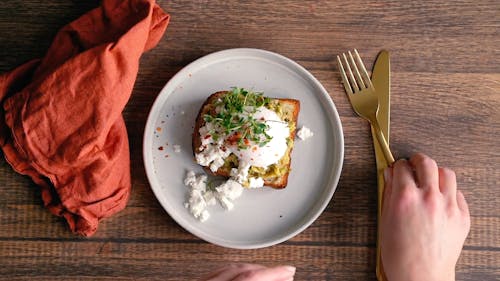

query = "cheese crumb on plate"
[173,144,181,153]
[296,126,314,140]
[184,171,244,221]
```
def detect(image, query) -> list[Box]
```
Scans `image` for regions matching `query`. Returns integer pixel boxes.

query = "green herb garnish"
[204,87,272,149]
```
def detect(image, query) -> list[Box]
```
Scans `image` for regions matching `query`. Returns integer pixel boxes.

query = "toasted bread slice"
[193,91,300,189]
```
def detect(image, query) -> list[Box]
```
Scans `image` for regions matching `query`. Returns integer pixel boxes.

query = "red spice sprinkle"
[260,117,265,121]
[156,127,162,132]
[221,146,227,152]
[226,132,241,145]
[244,138,250,145]
[158,146,164,150]
[252,146,257,152]
[204,134,211,139]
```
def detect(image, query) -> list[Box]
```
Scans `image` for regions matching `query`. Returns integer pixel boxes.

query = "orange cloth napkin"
[0,0,169,236]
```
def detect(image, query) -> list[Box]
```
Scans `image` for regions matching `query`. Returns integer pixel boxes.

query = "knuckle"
[423,191,443,211]
[420,183,438,190]
[395,188,417,211]
[445,204,460,217]
[401,184,417,196]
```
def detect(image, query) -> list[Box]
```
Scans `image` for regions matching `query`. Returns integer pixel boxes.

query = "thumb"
[232,265,296,281]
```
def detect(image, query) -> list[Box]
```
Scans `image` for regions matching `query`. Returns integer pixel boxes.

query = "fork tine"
[336,55,353,95]
[354,49,373,88]
[342,53,360,92]
[348,51,366,89]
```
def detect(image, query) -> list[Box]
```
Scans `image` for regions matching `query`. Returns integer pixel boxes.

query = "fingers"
[456,190,470,217]
[383,167,393,197]
[409,153,439,192]
[457,190,471,237]
[392,159,417,196]
[438,167,457,201]
[201,264,295,281]
[231,265,296,281]
[202,264,266,281]
[382,167,393,211]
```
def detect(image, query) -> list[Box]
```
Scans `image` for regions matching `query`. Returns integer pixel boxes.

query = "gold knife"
[371,50,390,281]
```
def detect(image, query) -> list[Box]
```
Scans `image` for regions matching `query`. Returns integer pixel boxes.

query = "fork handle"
[371,121,395,165]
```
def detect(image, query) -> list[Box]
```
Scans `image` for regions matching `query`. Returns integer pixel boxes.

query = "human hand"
[380,153,470,281]
[201,263,296,281]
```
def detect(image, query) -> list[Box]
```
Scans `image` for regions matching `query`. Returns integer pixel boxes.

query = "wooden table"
[1,1,499,280]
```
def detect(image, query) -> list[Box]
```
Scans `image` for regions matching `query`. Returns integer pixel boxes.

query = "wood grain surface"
[1,0,499,280]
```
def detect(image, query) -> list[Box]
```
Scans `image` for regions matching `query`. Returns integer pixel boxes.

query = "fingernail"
[283,266,296,274]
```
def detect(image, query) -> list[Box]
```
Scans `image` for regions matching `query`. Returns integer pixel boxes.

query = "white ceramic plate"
[143,48,344,249]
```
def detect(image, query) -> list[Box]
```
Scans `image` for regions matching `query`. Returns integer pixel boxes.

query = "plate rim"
[143,48,344,249]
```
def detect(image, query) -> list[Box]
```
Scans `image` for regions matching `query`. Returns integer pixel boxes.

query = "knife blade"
[371,50,390,281]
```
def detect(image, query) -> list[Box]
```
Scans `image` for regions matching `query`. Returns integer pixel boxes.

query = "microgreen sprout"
[203,87,272,149]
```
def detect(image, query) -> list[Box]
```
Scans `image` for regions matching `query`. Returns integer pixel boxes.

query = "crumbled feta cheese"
[184,171,209,222]
[196,122,231,173]
[195,144,230,172]
[219,196,234,210]
[248,177,265,188]
[230,162,251,184]
[297,126,314,140]
[186,189,207,220]
[184,171,197,186]
[215,179,244,200]
[184,171,244,222]
[210,156,225,173]
[199,210,210,222]
[215,179,244,211]
[184,171,207,190]
[173,145,181,153]
[203,190,217,206]
[229,162,265,188]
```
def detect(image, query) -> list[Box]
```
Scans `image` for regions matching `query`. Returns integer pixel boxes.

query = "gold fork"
[337,50,395,164]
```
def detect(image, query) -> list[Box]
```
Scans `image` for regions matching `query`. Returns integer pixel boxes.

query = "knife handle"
[376,170,388,281]
[371,121,395,165]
